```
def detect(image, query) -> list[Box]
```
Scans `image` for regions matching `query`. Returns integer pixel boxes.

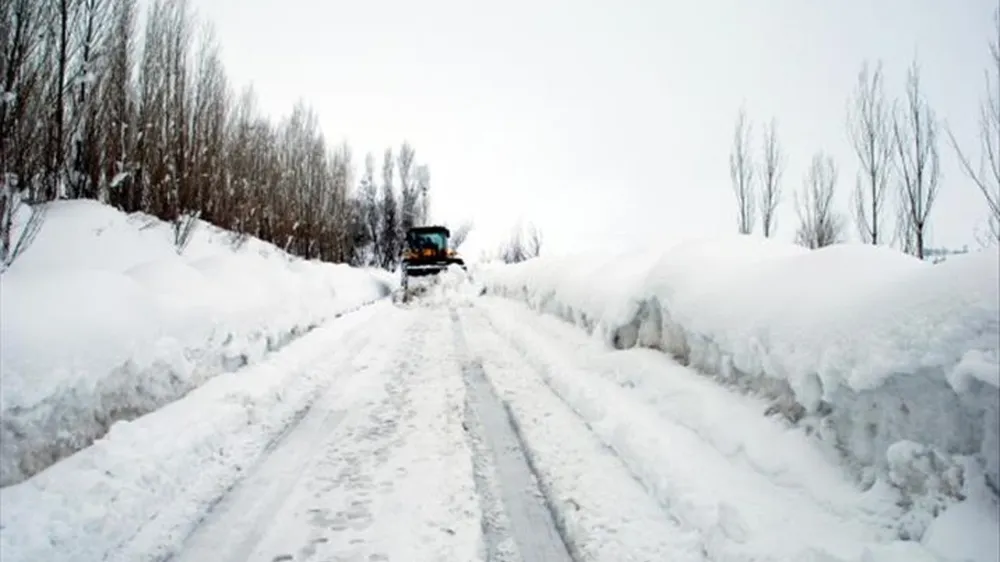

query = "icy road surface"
[5,291,968,562]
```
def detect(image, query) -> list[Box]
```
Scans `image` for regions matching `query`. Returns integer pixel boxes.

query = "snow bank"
[0,301,393,562]
[0,200,392,487]
[480,236,999,541]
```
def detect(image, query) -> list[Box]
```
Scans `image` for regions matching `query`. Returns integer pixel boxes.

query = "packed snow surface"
[0,200,392,486]
[479,236,999,545]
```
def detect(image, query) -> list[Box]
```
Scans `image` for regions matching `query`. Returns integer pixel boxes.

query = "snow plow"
[400,225,467,297]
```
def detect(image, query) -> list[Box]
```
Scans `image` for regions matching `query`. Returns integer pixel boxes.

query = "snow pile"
[398,264,483,308]
[423,264,483,305]
[480,236,999,541]
[0,200,392,487]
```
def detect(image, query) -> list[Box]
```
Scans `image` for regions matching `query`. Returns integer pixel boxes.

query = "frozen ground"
[0,200,392,487]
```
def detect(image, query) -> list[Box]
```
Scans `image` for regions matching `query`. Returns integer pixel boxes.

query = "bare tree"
[0,0,437,270]
[358,151,379,263]
[948,7,1000,246]
[135,0,175,217]
[730,105,756,234]
[345,192,370,266]
[190,22,229,221]
[163,0,193,222]
[379,147,399,269]
[415,163,430,225]
[893,198,919,256]
[42,0,79,200]
[892,59,941,260]
[224,85,260,238]
[848,60,895,245]
[329,140,353,261]
[1,0,48,198]
[1,0,49,261]
[68,0,113,200]
[757,117,783,237]
[101,0,137,210]
[795,152,845,249]
[396,141,416,231]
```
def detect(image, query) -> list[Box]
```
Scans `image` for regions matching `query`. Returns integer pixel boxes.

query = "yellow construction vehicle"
[400,225,466,292]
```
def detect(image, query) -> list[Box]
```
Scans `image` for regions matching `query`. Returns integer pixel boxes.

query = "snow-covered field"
[0,200,393,487]
[478,236,1000,547]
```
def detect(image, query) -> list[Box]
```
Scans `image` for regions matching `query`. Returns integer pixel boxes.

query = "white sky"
[189,0,996,258]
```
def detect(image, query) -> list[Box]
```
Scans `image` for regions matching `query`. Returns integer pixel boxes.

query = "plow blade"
[403,258,466,279]
[404,262,451,277]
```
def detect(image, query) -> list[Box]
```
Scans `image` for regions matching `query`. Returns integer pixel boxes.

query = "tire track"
[458,305,706,562]
[476,305,684,515]
[451,308,574,562]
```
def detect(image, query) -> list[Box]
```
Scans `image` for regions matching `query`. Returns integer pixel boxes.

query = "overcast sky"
[189,0,996,258]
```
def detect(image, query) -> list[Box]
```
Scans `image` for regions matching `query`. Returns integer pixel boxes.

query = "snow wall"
[0,200,394,487]
[478,236,999,533]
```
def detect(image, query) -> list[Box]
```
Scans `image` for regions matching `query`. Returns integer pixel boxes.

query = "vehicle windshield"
[409,232,447,251]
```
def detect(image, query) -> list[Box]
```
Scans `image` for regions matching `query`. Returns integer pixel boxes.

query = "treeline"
[1,0,429,268]
[728,8,999,257]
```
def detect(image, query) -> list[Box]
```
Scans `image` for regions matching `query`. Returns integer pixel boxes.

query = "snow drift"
[480,236,999,540]
[0,200,393,487]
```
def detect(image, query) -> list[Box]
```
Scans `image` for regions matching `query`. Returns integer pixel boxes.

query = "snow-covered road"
[3,289,980,562]
[176,301,485,562]
[169,291,944,562]
[174,296,584,562]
